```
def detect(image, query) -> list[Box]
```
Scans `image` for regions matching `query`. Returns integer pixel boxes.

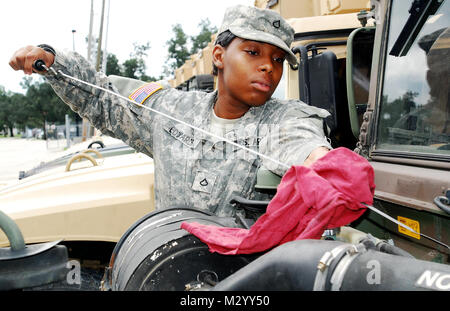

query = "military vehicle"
[0,138,156,290]
[1,0,448,291]
[100,0,450,291]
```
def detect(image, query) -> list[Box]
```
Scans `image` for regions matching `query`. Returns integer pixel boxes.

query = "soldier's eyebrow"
[238,39,286,56]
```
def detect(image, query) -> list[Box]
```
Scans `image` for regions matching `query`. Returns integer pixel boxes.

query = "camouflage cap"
[217,5,297,66]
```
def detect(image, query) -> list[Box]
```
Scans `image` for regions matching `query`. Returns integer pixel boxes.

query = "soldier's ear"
[212,45,225,71]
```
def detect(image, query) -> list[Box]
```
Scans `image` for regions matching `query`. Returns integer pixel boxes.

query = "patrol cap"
[217,5,298,66]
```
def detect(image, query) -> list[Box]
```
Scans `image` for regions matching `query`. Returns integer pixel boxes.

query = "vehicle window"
[376,0,450,156]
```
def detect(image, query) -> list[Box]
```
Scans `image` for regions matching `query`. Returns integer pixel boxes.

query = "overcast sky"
[1,0,254,94]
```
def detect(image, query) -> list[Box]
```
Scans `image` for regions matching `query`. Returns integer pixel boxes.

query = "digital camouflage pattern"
[43,52,330,217]
[217,4,298,66]
[44,49,331,216]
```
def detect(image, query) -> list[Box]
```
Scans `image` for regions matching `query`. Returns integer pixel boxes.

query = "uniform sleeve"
[43,49,167,158]
[259,101,332,176]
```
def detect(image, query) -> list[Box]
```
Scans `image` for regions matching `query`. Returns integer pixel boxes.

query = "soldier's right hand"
[9,46,55,75]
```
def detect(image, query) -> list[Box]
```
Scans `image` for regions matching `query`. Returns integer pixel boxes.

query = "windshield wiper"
[389,0,445,56]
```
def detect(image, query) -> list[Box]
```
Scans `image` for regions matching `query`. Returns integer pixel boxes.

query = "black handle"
[230,196,269,213]
[434,191,450,215]
[32,59,46,72]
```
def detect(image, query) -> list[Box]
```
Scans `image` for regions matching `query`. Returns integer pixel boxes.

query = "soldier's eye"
[245,50,258,56]
[274,56,285,63]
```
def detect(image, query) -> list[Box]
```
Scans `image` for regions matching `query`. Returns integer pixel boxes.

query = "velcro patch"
[129,82,162,104]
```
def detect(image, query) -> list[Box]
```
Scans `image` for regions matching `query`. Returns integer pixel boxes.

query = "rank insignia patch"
[129,82,163,104]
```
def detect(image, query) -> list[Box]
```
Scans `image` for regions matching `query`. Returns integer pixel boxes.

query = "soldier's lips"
[251,81,272,92]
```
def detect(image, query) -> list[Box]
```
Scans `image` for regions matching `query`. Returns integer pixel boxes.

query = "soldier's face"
[215,38,285,108]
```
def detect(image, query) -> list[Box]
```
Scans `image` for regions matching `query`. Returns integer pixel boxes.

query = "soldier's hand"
[303,146,330,167]
[9,46,55,75]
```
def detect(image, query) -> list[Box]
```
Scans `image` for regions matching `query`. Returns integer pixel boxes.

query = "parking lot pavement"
[0,138,50,185]
[0,136,122,187]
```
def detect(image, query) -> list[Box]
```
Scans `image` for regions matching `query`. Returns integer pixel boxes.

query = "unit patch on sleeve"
[129,82,163,104]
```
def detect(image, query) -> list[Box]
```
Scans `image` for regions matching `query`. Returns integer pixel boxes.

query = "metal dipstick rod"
[32,60,449,251]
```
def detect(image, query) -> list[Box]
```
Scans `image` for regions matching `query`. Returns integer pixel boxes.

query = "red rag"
[181,147,375,255]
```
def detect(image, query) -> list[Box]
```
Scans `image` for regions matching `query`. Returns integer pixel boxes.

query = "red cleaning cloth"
[181,147,375,255]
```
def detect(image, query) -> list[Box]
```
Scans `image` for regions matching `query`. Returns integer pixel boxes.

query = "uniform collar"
[184,90,271,143]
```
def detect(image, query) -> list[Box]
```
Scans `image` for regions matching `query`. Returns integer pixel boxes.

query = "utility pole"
[96,0,106,72]
[87,0,94,63]
[83,0,96,141]
[89,0,106,138]
[102,0,111,73]
[72,29,76,51]
[67,29,76,147]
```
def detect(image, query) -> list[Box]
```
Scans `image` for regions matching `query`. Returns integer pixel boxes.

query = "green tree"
[164,19,218,77]
[8,93,28,133]
[106,53,122,76]
[0,87,13,136]
[22,78,76,139]
[190,19,217,54]
[166,24,190,72]
[120,42,159,81]
[0,86,29,137]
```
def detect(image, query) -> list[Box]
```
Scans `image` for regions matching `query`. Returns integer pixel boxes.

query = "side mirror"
[346,27,375,139]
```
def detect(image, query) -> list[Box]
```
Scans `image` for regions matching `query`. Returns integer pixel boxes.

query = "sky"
[0,0,254,94]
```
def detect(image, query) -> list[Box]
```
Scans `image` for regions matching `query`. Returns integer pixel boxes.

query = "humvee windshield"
[376,0,450,158]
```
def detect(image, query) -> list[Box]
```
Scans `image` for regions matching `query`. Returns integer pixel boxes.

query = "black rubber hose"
[213,239,346,291]
[376,241,415,258]
[434,196,450,215]
[212,239,450,291]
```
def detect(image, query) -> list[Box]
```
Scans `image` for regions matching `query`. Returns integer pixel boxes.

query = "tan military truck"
[1,0,449,291]
[101,0,450,291]
[167,0,450,263]
[0,140,156,289]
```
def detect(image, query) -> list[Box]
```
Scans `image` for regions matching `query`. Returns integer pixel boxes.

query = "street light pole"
[72,29,76,51]
[67,28,77,148]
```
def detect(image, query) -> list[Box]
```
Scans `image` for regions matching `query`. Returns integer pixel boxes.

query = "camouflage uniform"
[42,5,332,217]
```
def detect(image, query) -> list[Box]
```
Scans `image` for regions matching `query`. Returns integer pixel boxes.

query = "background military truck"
[0,140,156,290]
[101,0,450,291]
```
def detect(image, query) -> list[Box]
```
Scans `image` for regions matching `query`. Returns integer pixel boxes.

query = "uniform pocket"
[191,170,218,194]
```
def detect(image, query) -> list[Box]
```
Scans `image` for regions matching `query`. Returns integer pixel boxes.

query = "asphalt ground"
[0,136,123,187]
[0,137,52,185]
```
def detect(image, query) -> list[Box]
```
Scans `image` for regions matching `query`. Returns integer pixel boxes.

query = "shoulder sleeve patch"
[128,82,163,104]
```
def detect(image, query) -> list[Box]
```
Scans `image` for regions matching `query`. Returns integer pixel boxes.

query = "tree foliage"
[0,79,76,138]
[190,19,218,55]
[105,53,121,76]
[164,18,217,77]
[106,42,160,82]
[1,41,162,138]
[166,24,191,72]
[1,18,216,136]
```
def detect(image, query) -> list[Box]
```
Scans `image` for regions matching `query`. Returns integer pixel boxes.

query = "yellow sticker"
[397,216,420,240]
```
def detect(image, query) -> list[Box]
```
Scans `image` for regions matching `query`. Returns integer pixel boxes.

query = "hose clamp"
[313,244,355,291]
[329,243,366,291]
